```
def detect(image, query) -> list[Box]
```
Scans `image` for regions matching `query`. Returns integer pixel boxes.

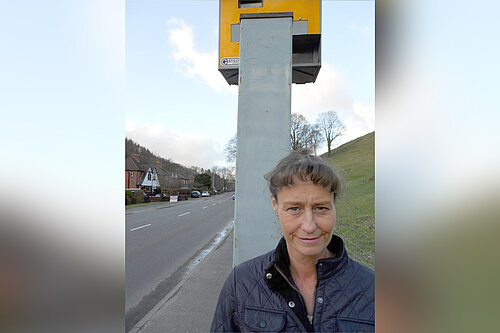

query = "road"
[125,192,234,327]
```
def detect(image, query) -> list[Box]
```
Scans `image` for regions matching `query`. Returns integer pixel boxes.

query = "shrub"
[134,190,145,204]
[125,190,134,205]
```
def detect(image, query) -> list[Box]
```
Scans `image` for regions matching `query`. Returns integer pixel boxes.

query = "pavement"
[129,229,234,333]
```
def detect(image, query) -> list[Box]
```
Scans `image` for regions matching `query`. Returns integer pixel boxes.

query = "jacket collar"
[266,234,349,288]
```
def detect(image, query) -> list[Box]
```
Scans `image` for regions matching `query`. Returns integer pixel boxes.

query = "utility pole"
[218,0,321,265]
[233,14,292,264]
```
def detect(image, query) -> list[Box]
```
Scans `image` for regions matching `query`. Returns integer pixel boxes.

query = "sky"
[125,0,374,169]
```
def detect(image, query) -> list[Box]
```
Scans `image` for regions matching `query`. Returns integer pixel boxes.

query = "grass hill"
[323,132,374,268]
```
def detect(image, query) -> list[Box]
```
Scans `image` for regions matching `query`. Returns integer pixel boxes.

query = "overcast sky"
[125,0,374,169]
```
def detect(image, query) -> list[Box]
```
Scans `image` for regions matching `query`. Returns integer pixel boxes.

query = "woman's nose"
[300,210,317,234]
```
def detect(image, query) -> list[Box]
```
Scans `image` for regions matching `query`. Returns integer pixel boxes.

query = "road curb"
[128,221,234,333]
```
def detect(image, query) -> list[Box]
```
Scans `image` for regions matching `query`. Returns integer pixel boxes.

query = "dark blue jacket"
[211,235,374,332]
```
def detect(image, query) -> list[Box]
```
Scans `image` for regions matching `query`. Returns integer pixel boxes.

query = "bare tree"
[308,124,323,155]
[224,134,237,163]
[190,166,203,175]
[291,113,323,153]
[219,166,235,191]
[220,167,234,181]
[212,166,230,191]
[291,113,308,150]
[316,111,344,156]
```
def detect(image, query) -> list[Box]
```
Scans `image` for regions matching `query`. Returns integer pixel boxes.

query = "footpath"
[129,229,234,333]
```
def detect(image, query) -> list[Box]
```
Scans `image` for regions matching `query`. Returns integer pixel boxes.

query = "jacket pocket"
[337,317,375,332]
[243,306,286,332]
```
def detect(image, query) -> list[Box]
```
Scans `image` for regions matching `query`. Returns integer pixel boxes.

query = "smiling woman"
[211,151,375,332]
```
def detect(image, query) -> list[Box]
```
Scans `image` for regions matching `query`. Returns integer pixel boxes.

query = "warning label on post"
[220,57,240,67]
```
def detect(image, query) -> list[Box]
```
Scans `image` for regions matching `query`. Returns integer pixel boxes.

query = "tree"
[224,134,237,163]
[316,111,344,156]
[190,166,203,175]
[291,113,323,153]
[194,173,211,189]
[220,167,234,182]
[308,124,323,155]
[211,166,223,190]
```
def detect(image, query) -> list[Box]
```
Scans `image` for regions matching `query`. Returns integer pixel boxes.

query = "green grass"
[323,132,374,269]
[125,197,198,209]
[125,202,161,209]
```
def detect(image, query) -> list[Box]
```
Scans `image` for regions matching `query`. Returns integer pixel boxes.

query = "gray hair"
[264,151,342,203]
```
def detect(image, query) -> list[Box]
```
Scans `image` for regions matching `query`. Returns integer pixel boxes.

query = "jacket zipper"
[274,264,302,294]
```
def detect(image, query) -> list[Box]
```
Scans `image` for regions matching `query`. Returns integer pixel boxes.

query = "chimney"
[131,153,140,162]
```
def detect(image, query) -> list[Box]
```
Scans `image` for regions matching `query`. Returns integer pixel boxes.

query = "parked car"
[232,192,235,200]
[201,191,210,197]
[191,191,201,198]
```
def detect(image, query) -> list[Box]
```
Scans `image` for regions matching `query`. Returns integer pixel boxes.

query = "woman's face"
[271,176,336,262]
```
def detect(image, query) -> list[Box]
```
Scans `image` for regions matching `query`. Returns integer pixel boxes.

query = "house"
[153,160,191,191]
[126,156,193,195]
[141,167,161,194]
[125,154,147,190]
[178,173,190,188]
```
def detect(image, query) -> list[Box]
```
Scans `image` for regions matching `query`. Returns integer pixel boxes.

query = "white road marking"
[202,206,207,209]
[212,203,216,206]
[178,212,190,217]
[130,224,151,231]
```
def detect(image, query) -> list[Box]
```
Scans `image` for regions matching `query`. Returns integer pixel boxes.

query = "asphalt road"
[125,192,234,316]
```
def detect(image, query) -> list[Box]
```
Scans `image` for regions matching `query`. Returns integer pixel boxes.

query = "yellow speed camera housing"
[219,0,321,85]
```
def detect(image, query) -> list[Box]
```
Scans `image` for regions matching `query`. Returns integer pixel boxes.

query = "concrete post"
[233,16,292,266]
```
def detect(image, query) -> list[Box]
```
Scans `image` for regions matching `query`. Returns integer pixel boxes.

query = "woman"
[211,152,374,332]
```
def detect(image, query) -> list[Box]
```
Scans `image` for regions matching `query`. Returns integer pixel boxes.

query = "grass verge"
[324,132,374,269]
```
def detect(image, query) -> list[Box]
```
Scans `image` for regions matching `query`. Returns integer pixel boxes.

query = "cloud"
[125,118,225,169]
[292,63,374,146]
[165,19,373,148]
[167,18,237,94]
[292,63,353,118]
[345,101,375,140]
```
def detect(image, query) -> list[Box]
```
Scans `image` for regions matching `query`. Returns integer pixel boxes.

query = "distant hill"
[125,138,197,178]
[323,132,374,268]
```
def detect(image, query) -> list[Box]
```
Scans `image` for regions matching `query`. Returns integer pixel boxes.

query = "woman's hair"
[264,151,342,203]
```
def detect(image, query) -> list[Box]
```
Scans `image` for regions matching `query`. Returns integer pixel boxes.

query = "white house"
[141,167,161,193]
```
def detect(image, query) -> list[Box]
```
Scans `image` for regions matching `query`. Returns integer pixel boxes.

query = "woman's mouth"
[297,236,321,244]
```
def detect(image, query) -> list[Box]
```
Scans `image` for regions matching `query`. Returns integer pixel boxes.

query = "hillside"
[323,132,374,268]
[125,138,196,178]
